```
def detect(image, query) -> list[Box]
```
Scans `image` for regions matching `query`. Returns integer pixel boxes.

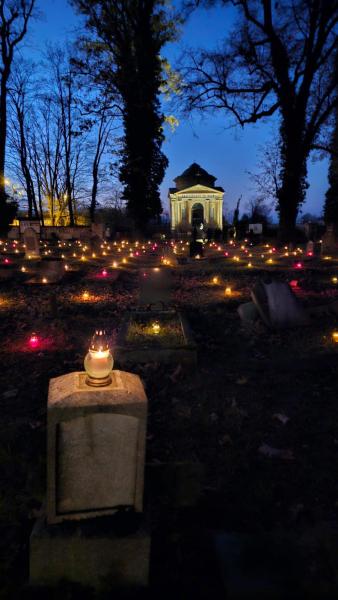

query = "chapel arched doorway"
[191,203,204,226]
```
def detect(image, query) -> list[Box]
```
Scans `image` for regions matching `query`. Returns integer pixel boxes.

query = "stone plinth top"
[48,370,147,408]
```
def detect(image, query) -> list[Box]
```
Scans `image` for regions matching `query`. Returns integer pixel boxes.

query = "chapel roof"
[174,163,217,191]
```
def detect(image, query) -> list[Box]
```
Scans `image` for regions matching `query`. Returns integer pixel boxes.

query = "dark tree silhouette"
[324,52,338,227]
[0,0,35,233]
[183,0,338,241]
[9,67,39,220]
[72,0,176,232]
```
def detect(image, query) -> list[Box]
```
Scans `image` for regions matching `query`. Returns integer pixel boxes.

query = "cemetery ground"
[1,241,338,598]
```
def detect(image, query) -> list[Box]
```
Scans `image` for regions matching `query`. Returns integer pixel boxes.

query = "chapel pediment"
[170,184,223,195]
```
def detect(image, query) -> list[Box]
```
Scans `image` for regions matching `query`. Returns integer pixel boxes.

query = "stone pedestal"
[30,514,150,591]
[31,370,149,591]
[47,371,147,524]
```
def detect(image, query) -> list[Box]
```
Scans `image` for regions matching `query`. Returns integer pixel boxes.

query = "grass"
[125,317,185,347]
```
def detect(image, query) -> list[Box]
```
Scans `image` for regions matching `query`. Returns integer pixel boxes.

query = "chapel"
[169,163,224,232]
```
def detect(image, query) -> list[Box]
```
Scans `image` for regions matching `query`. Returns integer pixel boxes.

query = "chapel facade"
[169,163,224,232]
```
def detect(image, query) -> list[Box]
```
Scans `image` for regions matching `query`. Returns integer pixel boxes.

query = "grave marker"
[23,227,40,259]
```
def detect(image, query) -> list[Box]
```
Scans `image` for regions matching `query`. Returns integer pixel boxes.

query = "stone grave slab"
[30,514,150,591]
[57,413,139,515]
[139,268,173,306]
[47,370,148,524]
[115,310,197,366]
[251,280,308,328]
[23,227,40,259]
[238,302,260,326]
[27,259,65,284]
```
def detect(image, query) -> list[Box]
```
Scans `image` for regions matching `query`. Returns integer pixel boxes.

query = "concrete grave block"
[251,280,308,329]
[47,370,148,524]
[238,301,260,325]
[23,227,40,259]
[30,515,150,591]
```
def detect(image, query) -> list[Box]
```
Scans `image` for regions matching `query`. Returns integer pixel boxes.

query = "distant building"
[169,163,224,232]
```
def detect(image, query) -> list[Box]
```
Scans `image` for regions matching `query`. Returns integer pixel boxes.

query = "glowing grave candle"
[332,331,338,343]
[225,287,232,296]
[84,330,113,387]
[152,321,160,335]
[29,332,39,349]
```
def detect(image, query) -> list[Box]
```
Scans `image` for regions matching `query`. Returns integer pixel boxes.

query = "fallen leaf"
[273,413,290,425]
[2,389,18,400]
[258,443,294,460]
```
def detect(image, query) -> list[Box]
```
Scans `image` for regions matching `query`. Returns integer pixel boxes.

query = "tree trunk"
[277,131,308,242]
[90,165,98,223]
[0,72,9,209]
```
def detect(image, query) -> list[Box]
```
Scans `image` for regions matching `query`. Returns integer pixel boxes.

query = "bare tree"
[89,106,115,222]
[0,0,35,229]
[8,65,39,219]
[183,0,338,240]
[248,134,281,206]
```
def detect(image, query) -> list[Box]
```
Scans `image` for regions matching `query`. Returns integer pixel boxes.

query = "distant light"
[29,332,39,349]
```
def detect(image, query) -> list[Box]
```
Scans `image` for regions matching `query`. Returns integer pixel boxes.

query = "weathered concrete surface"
[47,371,147,524]
[57,413,139,515]
[30,515,150,591]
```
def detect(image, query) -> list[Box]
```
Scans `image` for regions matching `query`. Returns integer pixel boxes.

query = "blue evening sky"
[23,0,329,221]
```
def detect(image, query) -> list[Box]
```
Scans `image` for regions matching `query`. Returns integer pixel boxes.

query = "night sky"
[22,0,329,221]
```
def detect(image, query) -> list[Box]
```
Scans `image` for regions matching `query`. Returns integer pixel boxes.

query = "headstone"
[238,301,260,325]
[40,259,64,283]
[20,219,41,236]
[306,240,314,255]
[321,224,338,255]
[139,268,172,306]
[30,369,150,590]
[90,233,103,252]
[47,370,147,524]
[248,223,263,235]
[23,227,40,259]
[91,222,105,239]
[251,280,308,328]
